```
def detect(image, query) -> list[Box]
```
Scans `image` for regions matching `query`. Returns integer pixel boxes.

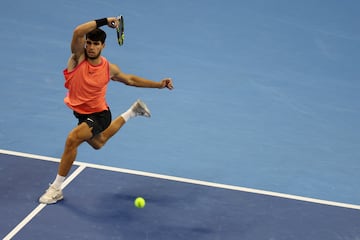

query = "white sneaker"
[132,99,151,117]
[39,185,63,204]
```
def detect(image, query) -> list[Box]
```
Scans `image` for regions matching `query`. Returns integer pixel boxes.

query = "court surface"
[1,0,360,239]
[1,150,360,240]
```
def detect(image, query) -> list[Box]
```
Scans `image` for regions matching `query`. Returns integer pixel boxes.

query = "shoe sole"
[39,195,64,204]
[137,100,151,117]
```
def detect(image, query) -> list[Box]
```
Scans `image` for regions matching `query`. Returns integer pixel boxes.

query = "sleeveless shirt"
[63,56,110,114]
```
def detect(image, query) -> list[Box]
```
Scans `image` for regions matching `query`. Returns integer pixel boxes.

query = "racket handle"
[111,16,122,26]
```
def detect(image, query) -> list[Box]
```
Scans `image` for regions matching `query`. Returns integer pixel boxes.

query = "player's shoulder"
[108,62,123,79]
[107,59,120,69]
[101,56,113,66]
[66,53,86,72]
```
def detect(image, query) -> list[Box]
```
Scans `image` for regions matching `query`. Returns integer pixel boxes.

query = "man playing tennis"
[39,17,173,204]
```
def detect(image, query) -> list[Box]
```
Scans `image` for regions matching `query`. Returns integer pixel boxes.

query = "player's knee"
[87,138,105,150]
[91,144,103,150]
[65,132,82,149]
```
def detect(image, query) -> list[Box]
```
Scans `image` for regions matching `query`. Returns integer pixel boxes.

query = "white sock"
[121,108,135,122]
[51,174,65,190]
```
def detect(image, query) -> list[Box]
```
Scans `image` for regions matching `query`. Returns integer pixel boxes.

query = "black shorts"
[73,109,112,136]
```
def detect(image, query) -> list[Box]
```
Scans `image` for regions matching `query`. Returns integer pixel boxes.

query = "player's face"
[85,40,104,59]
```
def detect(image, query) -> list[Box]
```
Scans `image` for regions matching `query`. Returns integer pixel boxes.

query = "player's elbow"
[121,75,136,86]
[73,26,84,38]
[124,79,136,86]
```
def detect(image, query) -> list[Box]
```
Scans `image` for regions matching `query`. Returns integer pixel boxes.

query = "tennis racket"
[116,15,125,46]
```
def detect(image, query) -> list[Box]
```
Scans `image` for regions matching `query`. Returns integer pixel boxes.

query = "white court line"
[0,149,60,163]
[1,149,360,211]
[78,161,360,210]
[3,204,47,240]
[2,164,86,240]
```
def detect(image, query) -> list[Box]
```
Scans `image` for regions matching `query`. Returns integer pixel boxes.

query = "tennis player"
[39,17,173,204]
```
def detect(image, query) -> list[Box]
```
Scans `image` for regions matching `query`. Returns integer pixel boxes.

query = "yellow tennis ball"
[134,197,146,208]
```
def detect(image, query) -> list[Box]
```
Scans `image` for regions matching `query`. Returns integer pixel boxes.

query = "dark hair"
[86,28,107,43]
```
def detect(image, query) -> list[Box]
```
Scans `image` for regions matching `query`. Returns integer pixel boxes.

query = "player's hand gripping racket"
[116,15,124,46]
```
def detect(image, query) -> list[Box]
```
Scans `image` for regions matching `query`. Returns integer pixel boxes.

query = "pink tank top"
[63,56,110,114]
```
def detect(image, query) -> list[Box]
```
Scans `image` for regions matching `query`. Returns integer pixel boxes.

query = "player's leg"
[87,114,126,149]
[39,123,93,204]
[58,122,93,175]
[88,99,151,149]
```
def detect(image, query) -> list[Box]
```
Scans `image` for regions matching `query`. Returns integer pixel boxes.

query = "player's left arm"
[110,63,173,90]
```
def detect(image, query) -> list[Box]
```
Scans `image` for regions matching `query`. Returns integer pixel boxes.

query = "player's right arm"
[66,21,95,71]
[66,18,118,71]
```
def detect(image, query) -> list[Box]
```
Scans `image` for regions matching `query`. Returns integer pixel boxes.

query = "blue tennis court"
[1,0,360,239]
[1,151,360,239]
